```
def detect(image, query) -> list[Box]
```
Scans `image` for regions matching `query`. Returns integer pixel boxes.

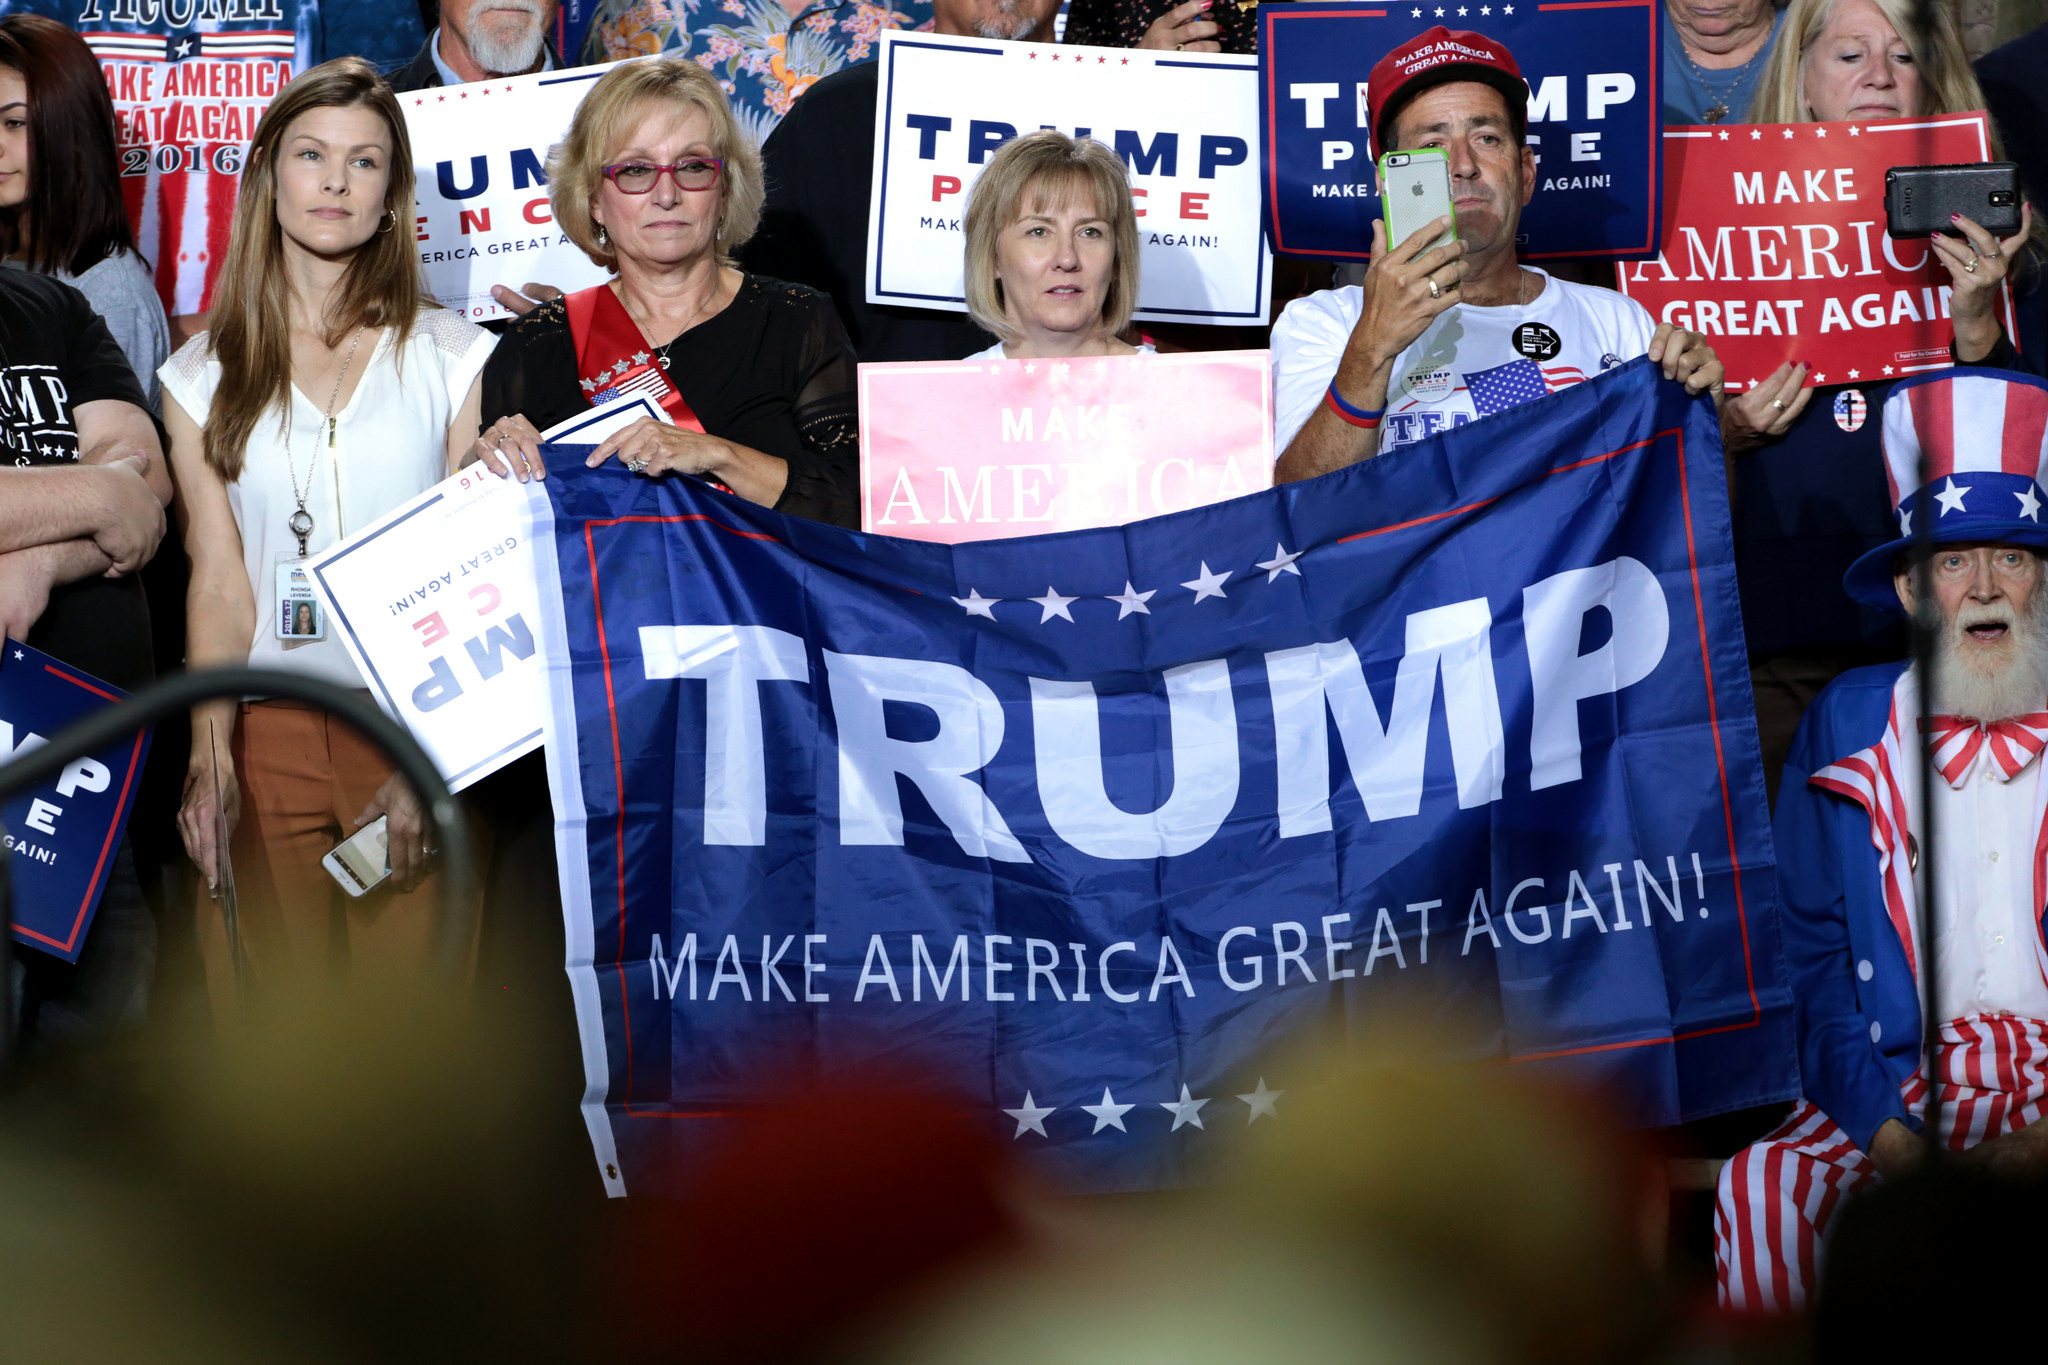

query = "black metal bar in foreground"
[0,669,477,1057]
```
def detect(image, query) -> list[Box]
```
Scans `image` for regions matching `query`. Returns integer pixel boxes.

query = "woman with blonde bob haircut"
[475,57,859,527]
[962,131,1147,360]
[163,57,497,1006]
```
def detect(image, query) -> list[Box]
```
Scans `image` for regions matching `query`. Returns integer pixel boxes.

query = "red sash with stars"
[565,284,707,433]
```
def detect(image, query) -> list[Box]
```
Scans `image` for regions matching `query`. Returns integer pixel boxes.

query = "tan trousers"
[198,699,465,1015]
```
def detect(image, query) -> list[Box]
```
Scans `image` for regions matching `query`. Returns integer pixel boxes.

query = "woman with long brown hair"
[163,57,495,1004]
[0,14,169,405]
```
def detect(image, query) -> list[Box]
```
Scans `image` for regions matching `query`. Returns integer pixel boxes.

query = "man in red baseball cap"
[1273,27,1776,485]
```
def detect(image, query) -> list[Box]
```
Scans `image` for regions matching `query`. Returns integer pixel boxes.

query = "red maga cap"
[1366,26,1526,156]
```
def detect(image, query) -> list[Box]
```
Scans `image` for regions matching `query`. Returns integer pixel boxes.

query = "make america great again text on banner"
[529,358,1797,1197]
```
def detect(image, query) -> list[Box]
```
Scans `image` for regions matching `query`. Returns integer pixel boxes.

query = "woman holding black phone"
[1726,0,2037,802]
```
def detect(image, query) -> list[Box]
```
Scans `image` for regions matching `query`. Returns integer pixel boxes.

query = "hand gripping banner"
[530,359,1796,1197]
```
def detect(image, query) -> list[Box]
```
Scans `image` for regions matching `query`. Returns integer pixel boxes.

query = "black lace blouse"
[480,274,861,528]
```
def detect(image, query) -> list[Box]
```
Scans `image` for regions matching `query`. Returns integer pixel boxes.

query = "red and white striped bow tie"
[1922,713,2048,787]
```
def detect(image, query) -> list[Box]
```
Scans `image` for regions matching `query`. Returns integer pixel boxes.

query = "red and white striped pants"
[1714,1014,2048,1312]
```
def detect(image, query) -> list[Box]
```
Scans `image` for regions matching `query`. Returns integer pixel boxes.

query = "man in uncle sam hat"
[1716,370,2048,1312]
[1270,27,1798,483]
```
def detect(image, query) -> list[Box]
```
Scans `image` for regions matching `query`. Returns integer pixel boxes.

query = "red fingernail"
[1952,213,1962,221]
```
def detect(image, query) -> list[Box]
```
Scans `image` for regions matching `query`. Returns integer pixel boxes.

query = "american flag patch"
[589,363,672,408]
[612,365,672,403]
[1466,359,1552,417]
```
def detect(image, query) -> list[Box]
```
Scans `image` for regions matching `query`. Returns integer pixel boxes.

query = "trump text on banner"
[1258,0,1661,261]
[403,65,622,322]
[865,32,1270,325]
[526,358,1798,1198]
[1,640,151,964]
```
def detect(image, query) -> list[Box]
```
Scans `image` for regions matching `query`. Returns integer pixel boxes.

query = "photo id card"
[275,555,326,641]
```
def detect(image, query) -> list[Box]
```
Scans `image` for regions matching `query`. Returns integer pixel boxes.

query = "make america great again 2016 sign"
[529,361,1796,1197]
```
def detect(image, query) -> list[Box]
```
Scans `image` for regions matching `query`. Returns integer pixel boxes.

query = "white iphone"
[1379,149,1457,254]
[322,816,391,898]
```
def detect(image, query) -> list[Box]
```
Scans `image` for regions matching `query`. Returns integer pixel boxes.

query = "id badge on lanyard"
[275,552,326,642]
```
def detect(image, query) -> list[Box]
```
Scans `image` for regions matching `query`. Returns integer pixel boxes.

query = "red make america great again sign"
[1617,113,2013,389]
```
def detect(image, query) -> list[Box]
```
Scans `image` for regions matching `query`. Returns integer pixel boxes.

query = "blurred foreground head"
[865,1032,1663,1365]
[0,980,584,1364]
[0,997,1662,1365]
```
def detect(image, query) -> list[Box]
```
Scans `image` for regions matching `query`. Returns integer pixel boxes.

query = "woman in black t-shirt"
[472,58,858,529]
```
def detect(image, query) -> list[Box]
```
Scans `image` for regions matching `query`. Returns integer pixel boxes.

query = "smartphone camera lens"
[1992,190,2018,205]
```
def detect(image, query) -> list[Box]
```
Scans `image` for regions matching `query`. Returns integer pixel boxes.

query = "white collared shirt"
[1929,739,2048,1019]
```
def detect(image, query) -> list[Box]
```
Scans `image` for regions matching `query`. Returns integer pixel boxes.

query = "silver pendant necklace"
[650,278,726,370]
[285,324,366,558]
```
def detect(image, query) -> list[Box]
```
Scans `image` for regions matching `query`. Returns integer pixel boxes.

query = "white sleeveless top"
[160,309,496,690]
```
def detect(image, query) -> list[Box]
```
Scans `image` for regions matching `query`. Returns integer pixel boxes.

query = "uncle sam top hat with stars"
[1844,367,2048,611]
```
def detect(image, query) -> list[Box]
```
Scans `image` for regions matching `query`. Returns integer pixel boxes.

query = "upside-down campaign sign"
[858,350,1273,541]
[307,395,670,791]
[403,65,622,322]
[1259,1,1662,261]
[866,32,1270,326]
[1619,115,2010,389]
[2,640,151,964]
[531,359,1795,1196]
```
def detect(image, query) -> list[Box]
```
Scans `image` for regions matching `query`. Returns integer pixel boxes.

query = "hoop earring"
[376,208,396,234]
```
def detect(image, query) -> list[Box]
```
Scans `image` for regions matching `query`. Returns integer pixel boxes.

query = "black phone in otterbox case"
[1884,162,2022,238]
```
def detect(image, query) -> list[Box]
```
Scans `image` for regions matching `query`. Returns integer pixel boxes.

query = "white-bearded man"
[1717,370,2048,1312]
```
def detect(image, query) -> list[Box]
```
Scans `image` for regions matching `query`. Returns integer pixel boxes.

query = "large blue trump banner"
[532,360,1794,1197]
[1260,1,1663,261]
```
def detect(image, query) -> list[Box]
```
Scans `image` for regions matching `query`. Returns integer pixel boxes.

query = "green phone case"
[1378,148,1458,252]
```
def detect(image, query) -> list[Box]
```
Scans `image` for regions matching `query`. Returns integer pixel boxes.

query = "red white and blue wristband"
[1323,381,1384,429]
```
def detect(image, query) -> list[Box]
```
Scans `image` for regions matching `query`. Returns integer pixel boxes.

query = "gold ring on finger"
[1770,398,1786,411]
[1965,256,1980,273]
[1428,278,1441,300]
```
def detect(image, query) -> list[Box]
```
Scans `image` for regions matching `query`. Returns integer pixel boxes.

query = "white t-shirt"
[1271,269,1655,457]
[964,341,1159,360]
[160,309,496,690]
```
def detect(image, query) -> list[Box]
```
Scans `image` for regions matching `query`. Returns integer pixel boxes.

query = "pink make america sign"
[858,350,1273,543]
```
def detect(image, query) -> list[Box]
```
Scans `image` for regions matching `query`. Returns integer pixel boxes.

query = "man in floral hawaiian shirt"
[578,0,936,145]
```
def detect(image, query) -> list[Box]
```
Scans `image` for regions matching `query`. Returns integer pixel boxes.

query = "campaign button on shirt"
[1513,322,1562,361]
[1403,366,1454,403]
[1835,388,1867,433]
